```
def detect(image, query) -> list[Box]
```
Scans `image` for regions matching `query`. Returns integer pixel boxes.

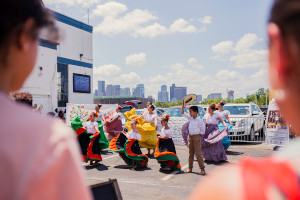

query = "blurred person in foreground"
[189,0,300,199]
[0,0,92,199]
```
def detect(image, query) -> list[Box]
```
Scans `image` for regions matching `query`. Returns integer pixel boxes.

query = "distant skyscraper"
[136,84,145,98]
[227,90,234,100]
[207,93,222,100]
[98,81,106,96]
[170,84,176,101]
[114,85,121,96]
[158,85,169,102]
[106,84,120,96]
[94,90,99,96]
[132,87,143,97]
[197,95,202,103]
[174,87,187,102]
[120,87,131,96]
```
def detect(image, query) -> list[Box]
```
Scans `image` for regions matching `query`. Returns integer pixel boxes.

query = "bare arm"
[181,98,185,114]
[95,125,100,133]
[225,115,233,125]
[110,115,120,123]
[218,117,228,127]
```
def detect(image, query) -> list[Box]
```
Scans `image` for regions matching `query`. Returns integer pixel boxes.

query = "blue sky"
[44,0,273,100]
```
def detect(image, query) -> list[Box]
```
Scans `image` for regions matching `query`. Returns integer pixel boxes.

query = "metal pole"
[266,89,268,106]
[255,92,257,105]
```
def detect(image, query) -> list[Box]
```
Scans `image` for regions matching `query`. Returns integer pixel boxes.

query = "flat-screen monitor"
[73,73,91,93]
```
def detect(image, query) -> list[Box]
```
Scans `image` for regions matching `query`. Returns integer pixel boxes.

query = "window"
[57,63,68,107]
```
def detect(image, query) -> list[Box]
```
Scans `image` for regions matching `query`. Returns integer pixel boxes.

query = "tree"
[176,100,183,106]
[207,99,215,104]
[201,98,208,105]
[154,101,162,107]
[169,101,176,107]
[162,102,169,108]
[234,98,246,103]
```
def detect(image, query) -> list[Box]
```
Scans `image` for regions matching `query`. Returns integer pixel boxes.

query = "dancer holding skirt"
[155,115,181,171]
[95,104,109,149]
[71,112,102,165]
[217,101,233,150]
[202,104,228,162]
[110,120,148,168]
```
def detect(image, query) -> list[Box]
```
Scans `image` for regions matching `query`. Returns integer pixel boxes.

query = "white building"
[19,11,93,114]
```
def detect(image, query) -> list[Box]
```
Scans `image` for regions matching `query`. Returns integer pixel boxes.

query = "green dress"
[97,120,109,150]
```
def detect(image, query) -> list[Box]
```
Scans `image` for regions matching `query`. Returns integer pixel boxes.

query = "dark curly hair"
[0,0,58,64]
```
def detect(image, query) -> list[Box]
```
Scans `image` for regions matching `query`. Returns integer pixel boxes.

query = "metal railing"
[228,116,266,143]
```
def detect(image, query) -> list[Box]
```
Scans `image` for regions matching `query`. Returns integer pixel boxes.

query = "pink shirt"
[0,93,92,200]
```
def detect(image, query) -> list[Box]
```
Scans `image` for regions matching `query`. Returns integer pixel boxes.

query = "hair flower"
[165,114,170,119]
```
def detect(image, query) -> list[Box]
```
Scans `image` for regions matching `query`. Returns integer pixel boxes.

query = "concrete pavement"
[84,143,274,200]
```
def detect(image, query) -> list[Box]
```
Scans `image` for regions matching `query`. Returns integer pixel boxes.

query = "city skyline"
[95,80,238,102]
[45,0,271,100]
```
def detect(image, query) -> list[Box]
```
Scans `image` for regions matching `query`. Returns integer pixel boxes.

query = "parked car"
[223,103,265,141]
[157,106,205,145]
[135,109,144,115]
[120,105,133,113]
[199,105,209,113]
[156,108,168,117]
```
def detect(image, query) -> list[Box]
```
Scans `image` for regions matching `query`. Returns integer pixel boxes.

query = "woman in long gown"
[217,101,233,150]
[202,104,228,162]
[136,104,158,155]
[94,104,109,149]
[71,112,102,165]
[104,106,123,141]
[155,115,181,171]
[124,107,158,155]
[109,120,148,168]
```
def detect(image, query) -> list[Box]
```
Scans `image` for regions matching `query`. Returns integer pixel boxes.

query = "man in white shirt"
[181,101,206,175]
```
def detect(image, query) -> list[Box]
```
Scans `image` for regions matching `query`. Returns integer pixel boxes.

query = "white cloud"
[170,18,198,33]
[198,16,212,24]
[134,23,169,38]
[229,49,268,69]
[94,9,157,36]
[93,2,210,38]
[162,63,185,71]
[187,57,204,70]
[251,68,267,79]
[43,0,100,7]
[117,72,142,83]
[235,33,263,53]
[212,41,234,54]
[126,52,147,67]
[92,1,127,17]
[212,33,268,69]
[216,70,242,80]
[94,64,121,77]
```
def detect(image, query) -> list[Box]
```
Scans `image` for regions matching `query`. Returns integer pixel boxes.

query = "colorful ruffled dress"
[124,108,158,149]
[154,128,181,171]
[217,110,232,150]
[109,131,148,168]
[71,116,102,162]
[95,112,109,149]
[104,112,123,141]
[201,113,228,162]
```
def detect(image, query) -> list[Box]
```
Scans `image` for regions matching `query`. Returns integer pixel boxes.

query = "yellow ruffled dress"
[124,108,157,149]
